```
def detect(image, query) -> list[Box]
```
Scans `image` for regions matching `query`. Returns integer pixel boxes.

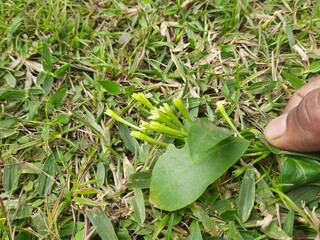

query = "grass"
[1,0,320,239]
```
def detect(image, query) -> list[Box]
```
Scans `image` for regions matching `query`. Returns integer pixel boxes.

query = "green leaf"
[238,167,255,223]
[127,172,151,189]
[225,221,244,240]
[86,208,118,240]
[98,80,121,94]
[286,185,320,206]
[42,44,52,72]
[3,71,16,88]
[0,89,26,100]
[60,222,84,238]
[245,81,277,95]
[188,118,233,161]
[282,71,304,89]
[96,161,105,188]
[131,188,146,225]
[53,63,70,78]
[31,209,49,236]
[308,60,320,73]
[186,27,196,48]
[282,210,294,237]
[72,197,99,206]
[119,123,139,154]
[187,221,203,240]
[261,222,291,240]
[164,6,179,15]
[150,135,249,211]
[277,155,320,192]
[43,72,54,94]
[190,204,217,234]
[284,24,296,49]
[49,83,68,109]
[3,160,20,192]
[38,153,56,195]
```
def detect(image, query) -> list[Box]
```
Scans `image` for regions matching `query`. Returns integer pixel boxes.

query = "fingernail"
[264,114,288,140]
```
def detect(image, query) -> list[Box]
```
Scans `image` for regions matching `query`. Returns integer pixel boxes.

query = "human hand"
[264,76,320,152]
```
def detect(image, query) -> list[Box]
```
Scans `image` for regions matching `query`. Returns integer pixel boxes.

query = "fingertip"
[264,113,288,143]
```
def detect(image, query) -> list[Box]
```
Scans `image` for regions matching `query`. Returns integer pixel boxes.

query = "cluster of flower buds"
[106,93,193,146]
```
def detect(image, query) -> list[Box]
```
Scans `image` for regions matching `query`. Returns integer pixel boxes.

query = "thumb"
[264,88,320,152]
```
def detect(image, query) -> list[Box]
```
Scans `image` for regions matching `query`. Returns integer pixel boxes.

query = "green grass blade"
[37,153,56,195]
[238,167,255,223]
[3,160,19,192]
[86,207,118,240]
[131,188,146,225]
[187,221,203,240]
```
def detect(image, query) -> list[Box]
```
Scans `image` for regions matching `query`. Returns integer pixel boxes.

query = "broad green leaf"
[96,161,105,188]
[284,24,296,49]
[3,71,16,88]
[308,60,320,73]
[72,197,99,206]
[0,128,18,139]
[98,80,121,94]
[0,89,26,100]
[245,81,277,95]
[277,155,320,192]
[150,137,249,211]
[43,73,54,94]
[32,209,49,236]
[73,188,99,195]
[190,204,217,235]
[86,208,118,240]
[283,210,294,237]
[286,185,320,206]
[42,44,52,72]
[188,118,233,161]
[52,115,69,124]
[3,160,20,192]
[186,27,196,48]
[36,71,47,85]
[127,172,151,189]
[261,222,291,240]
[131,188,146,225]
[49,83,68,109]
[119,123,139,154]
[187,221,203,240]
[238,167,255,223]
[164,6,179,15]
[38,153,56,195]
[225,221,244,240]
[60,222,84,238]
[282,71,304,89]
[53,63,70,78]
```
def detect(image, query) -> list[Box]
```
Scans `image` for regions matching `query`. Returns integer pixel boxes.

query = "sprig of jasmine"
[141,120,188,138]
[148,108,181,130]
[159,103,188,131]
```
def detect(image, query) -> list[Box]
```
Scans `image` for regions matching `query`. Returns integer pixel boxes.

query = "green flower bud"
[132,93,154,110]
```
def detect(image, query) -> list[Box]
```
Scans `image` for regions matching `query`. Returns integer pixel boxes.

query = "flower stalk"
[130,131,169,147]
[216,101,242,138]
[106,108,140,130]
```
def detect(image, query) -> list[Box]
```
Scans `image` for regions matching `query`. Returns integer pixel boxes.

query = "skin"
[264,76,320,152]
